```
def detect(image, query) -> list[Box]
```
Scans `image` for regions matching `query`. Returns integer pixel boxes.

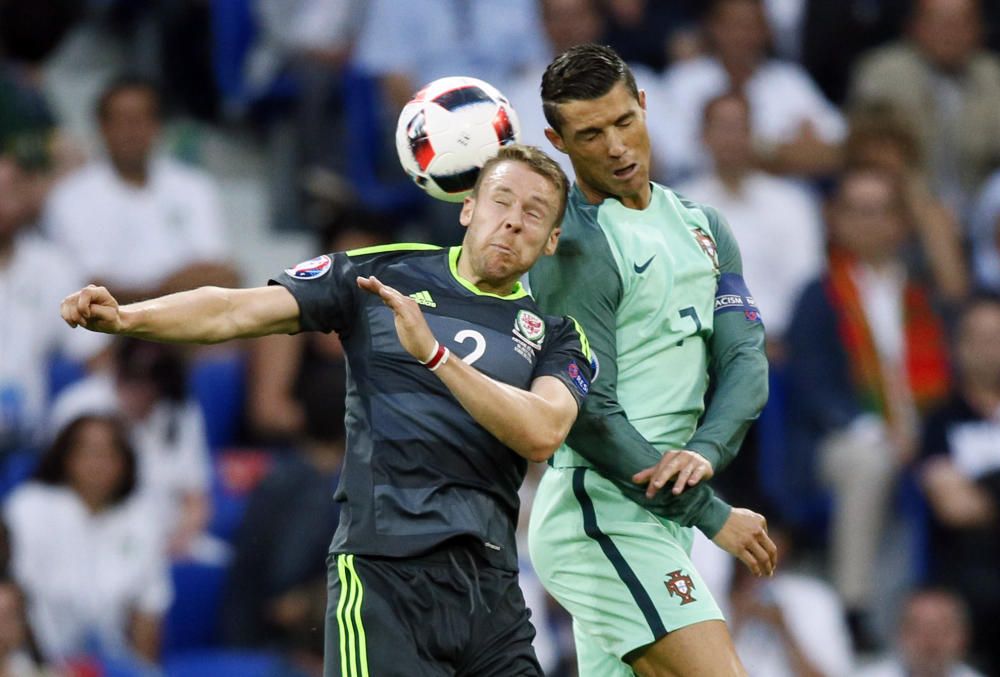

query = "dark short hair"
[34,414,138,505]
[96,75,162,123]
[473,144,570,229]
[541,44,639,134]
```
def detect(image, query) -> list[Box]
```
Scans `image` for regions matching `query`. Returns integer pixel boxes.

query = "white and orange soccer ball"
[395,76,522,203]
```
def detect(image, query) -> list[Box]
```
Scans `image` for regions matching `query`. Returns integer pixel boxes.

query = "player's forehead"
[555,81,640,133]
[480,161,560,209]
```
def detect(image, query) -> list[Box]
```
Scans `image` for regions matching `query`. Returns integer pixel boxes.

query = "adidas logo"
[409,290,437,308]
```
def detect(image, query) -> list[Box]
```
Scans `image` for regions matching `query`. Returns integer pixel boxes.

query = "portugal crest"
[690,227,720,274]
[664,570,697,605]
[514,310,546,345]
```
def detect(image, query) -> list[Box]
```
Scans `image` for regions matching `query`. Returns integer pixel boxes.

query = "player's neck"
[576,179,651,210]
[455,253,517,296]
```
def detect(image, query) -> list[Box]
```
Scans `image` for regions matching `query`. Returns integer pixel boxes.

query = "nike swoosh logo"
[634,255,656,274]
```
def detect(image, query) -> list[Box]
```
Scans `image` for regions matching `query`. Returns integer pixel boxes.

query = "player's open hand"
[632,450,714,498]
[60,284,125,334]
[712,507,777,577]
[357,275,436,361]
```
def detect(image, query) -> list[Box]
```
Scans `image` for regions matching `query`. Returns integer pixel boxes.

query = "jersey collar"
[447,246,530,300]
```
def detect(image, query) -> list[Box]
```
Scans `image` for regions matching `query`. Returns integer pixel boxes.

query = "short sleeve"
[268,252,358,334]
[531,316,594,410]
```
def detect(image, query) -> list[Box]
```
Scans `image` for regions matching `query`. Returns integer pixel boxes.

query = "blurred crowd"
[2,0,1000,675]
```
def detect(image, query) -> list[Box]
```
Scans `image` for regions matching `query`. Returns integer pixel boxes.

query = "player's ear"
[459,194,476,228]
[542,225,561,256]
[638,89,647,111]
[544,127,567,154]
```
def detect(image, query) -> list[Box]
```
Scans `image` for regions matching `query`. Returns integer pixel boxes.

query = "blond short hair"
[474,144,570,229]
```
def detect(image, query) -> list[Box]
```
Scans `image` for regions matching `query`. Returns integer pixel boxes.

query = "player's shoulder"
[560,187,604,238]
[342,242,443,268]
[658,183,722,229]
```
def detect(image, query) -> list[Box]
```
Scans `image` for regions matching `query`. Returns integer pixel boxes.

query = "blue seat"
[47,354,87,401]
[188,352,246,449]
[164,650,284,677]
[0,449,39,499]
[207,450,274,542]
[163,562,228,654]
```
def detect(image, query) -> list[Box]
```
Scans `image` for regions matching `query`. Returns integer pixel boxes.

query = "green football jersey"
[529,182,768,537]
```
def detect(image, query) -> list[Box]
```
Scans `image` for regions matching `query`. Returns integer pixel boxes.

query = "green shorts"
[528,466,723,671]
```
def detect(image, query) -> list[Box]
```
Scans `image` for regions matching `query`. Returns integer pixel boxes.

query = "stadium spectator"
[0,155,108,455]
[601,0,699,72]
[727,518,854,677]
[351,0,547,113]
[222,351,345,667]
[856,588,985,677]
[677,91,823,354]
[43,76,238,304]
[656,0,845,181]
[968,169,1000,294]
[798,0,909,104]
[3,414,171,666]
[49,339,214,562]
[786,167,951,652]
[918,295,1000,673]
[849,0,1000,213]
[843,104,969,304]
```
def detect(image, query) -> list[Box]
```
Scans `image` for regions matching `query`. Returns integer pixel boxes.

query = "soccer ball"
[395,76,521,203]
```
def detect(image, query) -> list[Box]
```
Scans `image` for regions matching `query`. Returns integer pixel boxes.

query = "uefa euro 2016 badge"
[664,570,697,605]
[285,255,332,280]
[514,310,545,347]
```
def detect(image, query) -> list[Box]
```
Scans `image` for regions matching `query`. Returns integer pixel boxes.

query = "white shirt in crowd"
[4,483,172,662]
[43,157,228,291]
[353,0,546,91]
[676,172,824,337]
[49,374,211,532]
[654,57,846,181]
[0,233,108,444]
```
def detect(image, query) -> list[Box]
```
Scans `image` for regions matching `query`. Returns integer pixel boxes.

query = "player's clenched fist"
[711,508,778,578]
[61,284,125,334]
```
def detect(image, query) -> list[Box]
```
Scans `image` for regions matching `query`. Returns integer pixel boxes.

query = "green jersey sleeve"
[683,204,769,471]
[529,218,732,538]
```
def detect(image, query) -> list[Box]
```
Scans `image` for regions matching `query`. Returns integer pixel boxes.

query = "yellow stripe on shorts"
[336,554,369,677]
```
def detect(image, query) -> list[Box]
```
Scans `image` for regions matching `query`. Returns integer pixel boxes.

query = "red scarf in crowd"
[824,249,951,422]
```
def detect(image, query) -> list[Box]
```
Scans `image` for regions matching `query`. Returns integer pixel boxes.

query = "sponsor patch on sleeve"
[714,272,762,323]
[285,254,332,280]
[566,361,590,396]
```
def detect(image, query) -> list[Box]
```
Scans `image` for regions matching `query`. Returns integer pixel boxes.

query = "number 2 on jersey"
[454,329,486,365]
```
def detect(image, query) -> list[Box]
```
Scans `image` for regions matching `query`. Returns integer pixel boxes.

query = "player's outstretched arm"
[61,284,301,344]
[358,275,581,462]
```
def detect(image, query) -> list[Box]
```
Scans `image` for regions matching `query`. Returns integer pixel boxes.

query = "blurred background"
[2,0,1000,675]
